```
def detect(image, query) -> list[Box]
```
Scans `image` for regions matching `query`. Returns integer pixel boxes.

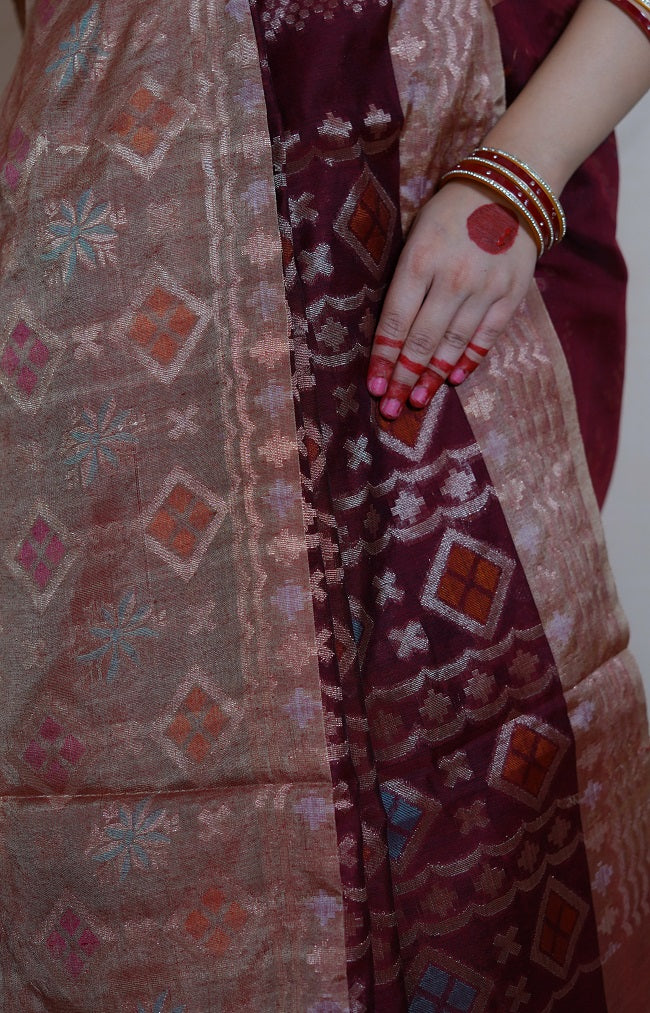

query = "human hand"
[366,182,538,419]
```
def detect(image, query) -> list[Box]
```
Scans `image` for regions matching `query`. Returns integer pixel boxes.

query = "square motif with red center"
[22,713,86,793]
[143,467,226,580]
[102,75,194,178]
[334,165,397,277]
[4,501,79,612]
[118,269,209,384]
[421,530,515,637]
[489,716,570,810]
[0,311,65,412]
[156,666,241,776]
[532,878,588,977]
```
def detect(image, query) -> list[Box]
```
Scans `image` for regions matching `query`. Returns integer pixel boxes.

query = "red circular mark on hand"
[467,203,519,255]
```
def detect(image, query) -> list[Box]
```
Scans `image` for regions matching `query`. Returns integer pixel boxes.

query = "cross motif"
[373,568,404,608]
[506,976,531,1012]
[334,384,359,418]
[345,435,372,470]
[388,620,427,659]
[167,403,199,440]
[438,749,472,788]
[494,925,522,964]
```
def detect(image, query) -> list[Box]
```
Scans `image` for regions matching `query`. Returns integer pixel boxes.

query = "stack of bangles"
[439,147,566,258]
[607,0,650,40]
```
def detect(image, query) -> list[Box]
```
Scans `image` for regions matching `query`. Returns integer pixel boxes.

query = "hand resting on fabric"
[367,0,650,420]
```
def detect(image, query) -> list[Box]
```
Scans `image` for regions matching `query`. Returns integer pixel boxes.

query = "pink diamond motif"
[4,163,19,189]
[17,540,38,570]
[44,759,69,789]
[66,953,84,977]
[78,928,99,956]
[1,344,19,377]
[60,735,85,764]
[40,715,63,741]
[11,321,31,346]
[29,339,50,367]
[45,537,65,566]
[60,909,80,936]
[16,366,37,395]
[33,561,52,589]
[31,517,50,543]
[47,930,66,958]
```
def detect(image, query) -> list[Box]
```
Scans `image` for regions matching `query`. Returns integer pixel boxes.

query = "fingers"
[448,302,512,385]
[376,299,486,419]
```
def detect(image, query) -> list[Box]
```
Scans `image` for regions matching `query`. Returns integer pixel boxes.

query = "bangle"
[440,167,546,256]
[440,147,566,257]
[475,148,566,243]
[606,0,650,38]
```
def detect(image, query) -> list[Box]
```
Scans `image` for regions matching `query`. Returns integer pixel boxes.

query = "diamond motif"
[4,502,79,611]
[407,950,492,1013]
[531,878,589,977]
[23,714,86,792]
[421,530,515,637]
[118,269,210,384]
[489,716,570,810]
[143,467,226,580]
[184,886,248,957]
[40,896,106,981]
[334,165,396,277]
[157,667,241,774]
[378,779,441,869]
[0,312,66,412]
[102,75,194,178]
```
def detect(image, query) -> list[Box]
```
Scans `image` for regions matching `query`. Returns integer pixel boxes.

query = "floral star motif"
[78,590,157,682]
[93,799,171,883]
[46,5,104,89]
[65,398,136,487]
[42,189,119,284]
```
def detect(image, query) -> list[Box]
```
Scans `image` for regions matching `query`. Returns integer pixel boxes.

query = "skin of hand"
[367,0,650,419]
[367,183,537,418]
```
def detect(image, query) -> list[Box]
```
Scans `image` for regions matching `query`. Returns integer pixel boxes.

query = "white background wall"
[0,6,648,700]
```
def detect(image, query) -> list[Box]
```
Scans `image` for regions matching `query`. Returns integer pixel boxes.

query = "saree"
[0,0,648,1010]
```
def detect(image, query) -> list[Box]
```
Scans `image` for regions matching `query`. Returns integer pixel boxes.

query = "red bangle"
[460,156,554,249]
[607,0,650,38]
[474,148,566,243]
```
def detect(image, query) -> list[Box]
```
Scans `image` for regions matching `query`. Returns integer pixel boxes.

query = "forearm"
[484,0,650,194]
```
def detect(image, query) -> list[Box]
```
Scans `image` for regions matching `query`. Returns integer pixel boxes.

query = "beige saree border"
[190,2,349,1007]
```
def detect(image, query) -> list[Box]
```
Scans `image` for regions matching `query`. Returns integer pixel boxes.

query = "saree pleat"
[0,1,648,1010]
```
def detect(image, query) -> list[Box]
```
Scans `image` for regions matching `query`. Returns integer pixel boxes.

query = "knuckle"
[443,330,467,350]
[405,329,436,358]
[404,242,434,281]
[377,308,407,341]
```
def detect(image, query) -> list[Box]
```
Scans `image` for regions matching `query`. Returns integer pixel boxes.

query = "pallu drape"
[0,1,648,1010]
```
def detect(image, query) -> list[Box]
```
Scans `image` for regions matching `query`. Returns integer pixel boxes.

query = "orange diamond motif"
[185,888,248,956]
[163,684,229,765]
[438,544,501,625]
[110,86,174,159]
[349,179,393,266]
[501,725,560,798]
[146,483,216,562]
[125,279,206,383]
[490,716,570,811]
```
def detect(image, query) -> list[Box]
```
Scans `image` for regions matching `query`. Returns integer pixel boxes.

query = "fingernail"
[380,397,403,419]
[449,367,467,386]
[409,386,430,407]
[368,376,388,397]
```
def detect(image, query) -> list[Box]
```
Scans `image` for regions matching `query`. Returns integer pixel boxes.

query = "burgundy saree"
[0,1,648,1010]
